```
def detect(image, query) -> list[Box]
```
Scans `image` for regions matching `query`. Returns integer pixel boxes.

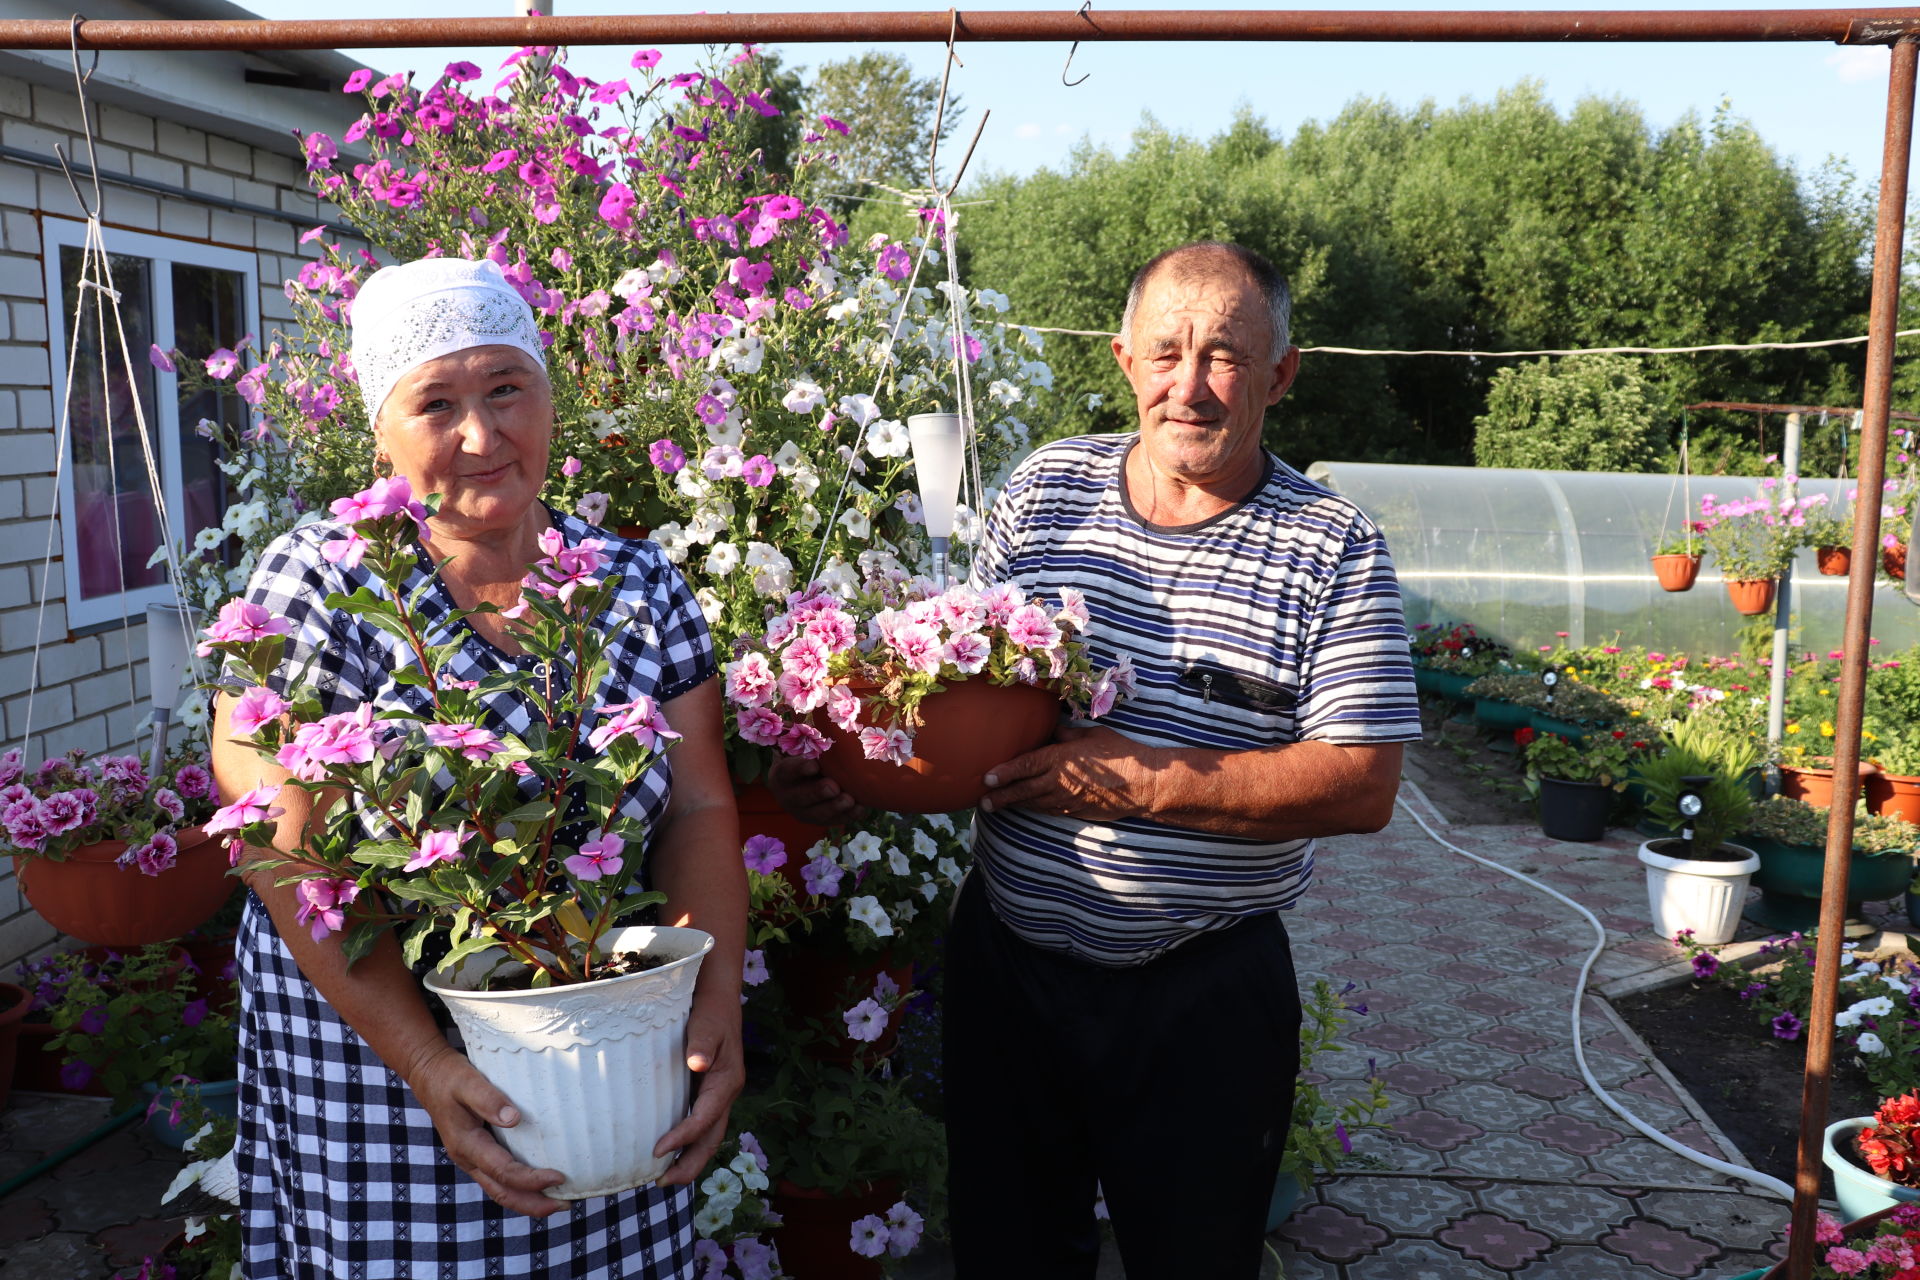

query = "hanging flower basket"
[1723,578,1777,616]
[1650,553,1702,592]
[14,826,232,947]
[1818,545,1853,576]
[1885,540,1910,582]
[818,679,1063,814]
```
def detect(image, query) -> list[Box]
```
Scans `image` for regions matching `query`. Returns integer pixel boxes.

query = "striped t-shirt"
[970,433,1421,966]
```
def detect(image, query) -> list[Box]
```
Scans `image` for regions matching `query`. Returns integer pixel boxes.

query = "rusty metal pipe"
[5,9,1920,52]
[1783,35,1916,1280]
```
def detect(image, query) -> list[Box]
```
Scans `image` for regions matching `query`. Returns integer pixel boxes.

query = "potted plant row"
[1739,795,1918,932]
[1408,622,1510,704]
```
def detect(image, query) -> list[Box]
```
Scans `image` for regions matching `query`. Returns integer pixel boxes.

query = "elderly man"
[777,242,1419,1276]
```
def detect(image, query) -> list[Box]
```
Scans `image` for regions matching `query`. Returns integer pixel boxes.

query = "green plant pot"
[1474,697,1533,735]
[1416,669,1476,703]
[1267,1171,1314,1233]
[1742,836,1913,932]
[1538,777,1612,842]
[1908,889,1920,930]
[1529,710,1591,741]
[140,1077,240,1150]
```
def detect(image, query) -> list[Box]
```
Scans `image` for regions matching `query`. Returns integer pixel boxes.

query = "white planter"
[1636,839,1760,945]
[422,924,715,1199]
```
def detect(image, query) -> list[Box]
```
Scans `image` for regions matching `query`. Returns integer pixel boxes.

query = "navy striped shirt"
[970,433,1420,965]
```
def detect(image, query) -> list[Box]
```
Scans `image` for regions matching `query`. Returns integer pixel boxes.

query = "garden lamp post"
[1676,775,1711,860]
[1539,666,1558,711]
[908,411,967,589]
[144,602,197,770]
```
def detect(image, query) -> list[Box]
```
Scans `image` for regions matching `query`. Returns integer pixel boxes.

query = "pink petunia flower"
[230,686,291,737]
[295,877,359,941]
[565,831,625,882]
[403,826,469,873]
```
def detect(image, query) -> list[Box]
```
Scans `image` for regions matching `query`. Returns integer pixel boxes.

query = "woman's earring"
[374,450,393,478]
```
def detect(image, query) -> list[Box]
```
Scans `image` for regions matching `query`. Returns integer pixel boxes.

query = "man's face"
[1111,262,1298,486]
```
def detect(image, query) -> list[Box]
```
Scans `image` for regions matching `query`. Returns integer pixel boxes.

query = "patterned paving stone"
[1520,1113,1628,1156]
[1392,1001,1497,1038]
[1403,1038,1525,1081]
[1319,1176,1475,1233]
[1354,943,1458,975]
[1452,990,1528,1018]
[1260,1243,1341,1279]
[1495,1065,1588,1101]
[1558,1087,1690,1134]
[1353,1237,1511,1280]
[1349,1130,1450,1172]
[1418,931,1485,955]
[1635,1191,1790,1253]
[1499,910,1561,931]
[1312,905,1372,927]
[1433,960,1507,986]
[1477,1184,1635,1237]
[1596,1217,1722,1278]
[1470,1024,1554,1056]
[1379,1063,1462,1099]
[1324,958,1400,984]
[1278,1204,1391,1262]
[1350,987,1418,1014]
[1530,1242,1708,1279]
[1586,1137,1749,1186]
[1405,905,1471,927]
[1427,1081,1555,1130]
[1435,1210,1555,1270]
[1440,1133,1590,1180]
[1351,1022,1437,1053]
[1392,1109,1486,1152]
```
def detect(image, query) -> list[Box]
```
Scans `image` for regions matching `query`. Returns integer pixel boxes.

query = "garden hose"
[0,1102,145,1201]
[1392,782,1797,1201]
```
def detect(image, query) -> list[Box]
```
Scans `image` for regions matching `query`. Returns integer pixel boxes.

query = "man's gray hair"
[1117,242,1292,361]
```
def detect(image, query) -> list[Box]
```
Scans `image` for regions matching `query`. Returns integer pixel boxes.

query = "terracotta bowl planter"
[768,1178,899,1280]
[14,826,232,947]
[776,944,914,1064]
[1723,578,1777,615]
[818,680,1062,814]
[735,780,832,898]
[1780,759,1866,810]
[1650,553,1702,592]
[1865,770,1920,824]
[1818,545,1852,576]
[1884,540,1909,581]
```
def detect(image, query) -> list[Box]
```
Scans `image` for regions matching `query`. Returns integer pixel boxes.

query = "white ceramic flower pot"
[1635,838,1760,945]
[1824,1116,1920,1222]
[422,924,715,1199]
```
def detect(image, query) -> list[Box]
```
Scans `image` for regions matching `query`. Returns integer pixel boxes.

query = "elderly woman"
[210,258,744,1278]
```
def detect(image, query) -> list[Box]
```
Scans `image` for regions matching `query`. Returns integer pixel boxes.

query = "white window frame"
[42,218,259,630]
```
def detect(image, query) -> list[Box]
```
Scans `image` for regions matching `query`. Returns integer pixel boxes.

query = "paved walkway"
[6,783,1913,1279]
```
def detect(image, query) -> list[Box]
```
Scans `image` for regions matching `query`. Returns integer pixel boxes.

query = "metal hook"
[1062,1,1094,87]
[69,14,99,85]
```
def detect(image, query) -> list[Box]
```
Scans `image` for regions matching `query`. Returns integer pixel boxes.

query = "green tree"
[798,53,961,213]
[1473,355,1664,471]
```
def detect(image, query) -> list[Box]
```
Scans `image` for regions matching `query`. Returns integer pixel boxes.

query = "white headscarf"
[349,257,547,424]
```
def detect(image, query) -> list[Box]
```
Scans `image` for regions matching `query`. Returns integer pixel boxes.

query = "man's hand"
[978,725,1163,822]
[405,1041,569,1218]
[764,754,867,827]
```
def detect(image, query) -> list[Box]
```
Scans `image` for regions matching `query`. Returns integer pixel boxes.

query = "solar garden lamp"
[1676,774,1713,858]
[144,601,198,770]
[1540,666,1559,708]
[908,412,966,589]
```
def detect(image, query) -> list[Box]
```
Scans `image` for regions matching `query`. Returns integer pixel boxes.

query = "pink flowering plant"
[0,744,217,873]
[199,479,682,985]
[1696,484,1819,581]
[1804,1203,1920,1278]
[724,572,1123,771]
[35,942,237,1110]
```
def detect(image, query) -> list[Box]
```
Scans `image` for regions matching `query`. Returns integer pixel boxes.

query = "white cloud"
[1054,123,1075,136]
[1014,122,1043,140]
[1828,47,1884,85]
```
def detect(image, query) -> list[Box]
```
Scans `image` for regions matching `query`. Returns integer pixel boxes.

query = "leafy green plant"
[1632,729,1755,854]
[1653,526,1707,557]
[1520,728,1649,788]
[1472,354,1664,472]
[1855,810,1920,856]
[1465,671,1552,710]
[1869,725,1920,777]
[1279,979,1392,1195]
[1743,795,1829,846]
[41,944,236,1110]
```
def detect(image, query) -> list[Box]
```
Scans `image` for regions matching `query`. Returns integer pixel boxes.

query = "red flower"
[1514,727,1536,747]
[1612,730,1627,739]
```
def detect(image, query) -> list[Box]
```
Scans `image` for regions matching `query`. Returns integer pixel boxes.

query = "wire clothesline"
[1003,325,1920,356]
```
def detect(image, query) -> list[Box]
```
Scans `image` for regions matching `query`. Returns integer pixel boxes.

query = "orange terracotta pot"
[1883,541,1909,582]
[614,523,651,541]
[15,826,232,947]
[735,781,832,898]
[768,1179,899,1280]
[1817,545,1852,576]
[1864,770,1920,825]
[1724,578,1777,616]
[776,944,914,1064]
[818,680,1062,814]
[1650,554,1701,592]
[1781,760,1868,810]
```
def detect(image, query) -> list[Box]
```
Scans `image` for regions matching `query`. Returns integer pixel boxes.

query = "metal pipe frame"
[3,12,1916,1280]
[4,9,1920,51]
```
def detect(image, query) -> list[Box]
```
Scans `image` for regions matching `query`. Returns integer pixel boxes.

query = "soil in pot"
[1612,979,1877,1188]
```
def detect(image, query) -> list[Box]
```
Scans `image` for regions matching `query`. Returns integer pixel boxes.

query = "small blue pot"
[140,1077,239,1150]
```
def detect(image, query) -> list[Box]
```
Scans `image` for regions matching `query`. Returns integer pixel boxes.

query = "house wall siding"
[0,76,350,968]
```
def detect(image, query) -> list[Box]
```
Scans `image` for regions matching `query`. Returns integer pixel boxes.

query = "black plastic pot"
[1537,776,1612,842]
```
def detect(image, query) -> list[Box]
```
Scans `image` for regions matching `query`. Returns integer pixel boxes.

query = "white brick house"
[0,0,364,966]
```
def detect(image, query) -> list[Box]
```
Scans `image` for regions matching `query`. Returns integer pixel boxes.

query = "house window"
[43,220,257,629]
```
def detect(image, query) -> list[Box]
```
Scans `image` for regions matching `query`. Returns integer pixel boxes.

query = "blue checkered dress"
[234,512,714,1279]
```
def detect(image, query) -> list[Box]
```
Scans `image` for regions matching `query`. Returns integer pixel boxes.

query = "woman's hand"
[765,754,867,826]
[405,1040,569,1217]
[651,981,745,1187]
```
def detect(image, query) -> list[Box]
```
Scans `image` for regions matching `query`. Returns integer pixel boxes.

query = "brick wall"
[0,75,351,967]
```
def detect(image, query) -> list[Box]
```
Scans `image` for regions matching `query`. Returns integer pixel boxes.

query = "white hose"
[1391,784,1796,1201]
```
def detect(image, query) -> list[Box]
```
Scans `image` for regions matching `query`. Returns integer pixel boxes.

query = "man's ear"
[1111,335,1133,385]
[1267,345,1302,407]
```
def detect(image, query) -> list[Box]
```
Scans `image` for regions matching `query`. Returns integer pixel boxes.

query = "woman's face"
[375,345,552,540]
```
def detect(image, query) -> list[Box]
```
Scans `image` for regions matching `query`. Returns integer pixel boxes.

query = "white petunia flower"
[1856,1031,1888,1054]
[782,380,825,414]
[839,507,871,540]
[846,832,884,864]
[838,394,881,428]
[886,847,911,875]
[847,894,894,938]
[987,379,1023,407]
[866,419,910,459]
[694,588,725,627]
[704,542,741,576]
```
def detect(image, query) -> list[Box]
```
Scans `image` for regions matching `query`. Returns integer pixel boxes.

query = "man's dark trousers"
[944,878,1303,1279]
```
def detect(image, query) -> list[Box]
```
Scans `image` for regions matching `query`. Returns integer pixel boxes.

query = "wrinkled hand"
[407,1041,568,1218]
[979,725,1163,822]
[764,753,867,827]
[652,989,745,1187]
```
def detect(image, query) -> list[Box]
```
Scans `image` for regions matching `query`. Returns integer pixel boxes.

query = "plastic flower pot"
[139,1077,240,1149]
[1865,770,1920,825]
[735,780,831,900]
[1723,578,1777,616]
[776,943,913,1065]
[768,1178,897,1280]
[1818,545,1852,576]
[1473,697,1533,735]
[1780,761,1863,810]
[0,981,29,1113]
[1528,709,1591,741]
[422,924,714,1199]
[1537,777,1612,842]
[14,826,232,948]
[1414,669,1475,703]
[1824,1117,1920,1223]
[1266,1171,1314,1233]
[1635,839,1760,945]
[1743,836,1913,932]
[817,679,1062,814]
[1651,553,1702,592]
[1884,541,1909,581]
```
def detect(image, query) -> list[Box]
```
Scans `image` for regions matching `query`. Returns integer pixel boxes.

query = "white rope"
[1392,781,1794,1202]
[1005,323,1920,357]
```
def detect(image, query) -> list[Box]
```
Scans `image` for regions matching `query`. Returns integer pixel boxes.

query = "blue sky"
[251,0,1905,196]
